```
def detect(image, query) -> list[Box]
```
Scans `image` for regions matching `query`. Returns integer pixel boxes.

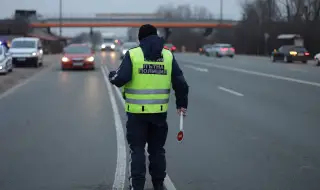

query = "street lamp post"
[220,0,223,23]
[59,0,62,37]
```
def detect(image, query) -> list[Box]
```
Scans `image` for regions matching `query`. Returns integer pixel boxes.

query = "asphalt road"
[0,52,320,190]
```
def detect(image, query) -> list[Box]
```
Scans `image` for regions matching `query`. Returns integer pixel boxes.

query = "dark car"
[199,44,212,56]
[164,43,176,52]
[271,45,310,63]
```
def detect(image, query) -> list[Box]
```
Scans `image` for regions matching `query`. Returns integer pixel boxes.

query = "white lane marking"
[184,64,208,72]
[181,60,320,88]
[218,86,244,96]
[103,65,177,190]
[0,62,55,100]
[101,66,127,190]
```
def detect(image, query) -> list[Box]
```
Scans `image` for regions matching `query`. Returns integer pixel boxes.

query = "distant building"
[127,27,139,41]
[95,13,160,19]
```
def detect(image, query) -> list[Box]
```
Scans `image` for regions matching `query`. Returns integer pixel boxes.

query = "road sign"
[177,131,184,142]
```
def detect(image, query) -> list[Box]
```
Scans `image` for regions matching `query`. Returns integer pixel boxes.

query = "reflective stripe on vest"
[124,88,170,94]
[125,98,169,104]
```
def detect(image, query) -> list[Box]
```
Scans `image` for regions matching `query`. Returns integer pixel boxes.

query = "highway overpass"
[29,18,239,28]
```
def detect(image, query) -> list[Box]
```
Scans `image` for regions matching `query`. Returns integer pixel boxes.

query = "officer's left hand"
[108,71,117,81]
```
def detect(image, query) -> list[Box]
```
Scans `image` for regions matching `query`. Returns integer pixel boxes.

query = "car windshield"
[218,44,232,48]
[122,42,138,49]
[292,46,307,52]
[165,44,173,48]
[11,41,36,48]
[103,38,114,43]
[64,46,91,54]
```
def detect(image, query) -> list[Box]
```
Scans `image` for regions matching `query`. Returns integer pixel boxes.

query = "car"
[199,44,212,56]
[208,43,235,58]
[9,37,43,67]
[271,45,309,63]
[164,43,177,52]
[120,41,139,59]
[0,45,13,75]
[313,53,320,66]
[100,38,116,51]
[61,44,95,70]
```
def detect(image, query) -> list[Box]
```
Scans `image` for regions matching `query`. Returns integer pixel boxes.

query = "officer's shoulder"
[162,48,174,56]
[127,46,140,52]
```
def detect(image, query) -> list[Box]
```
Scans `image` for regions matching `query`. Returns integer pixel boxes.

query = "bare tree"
[155,4,216,51]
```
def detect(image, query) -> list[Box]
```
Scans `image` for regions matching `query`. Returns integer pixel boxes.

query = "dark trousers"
[126,113,168,190]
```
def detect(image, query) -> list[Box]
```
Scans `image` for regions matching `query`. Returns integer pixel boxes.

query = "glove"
[108,71,117,81]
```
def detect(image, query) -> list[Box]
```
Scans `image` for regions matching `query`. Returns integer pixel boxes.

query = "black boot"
[153,183,165,190]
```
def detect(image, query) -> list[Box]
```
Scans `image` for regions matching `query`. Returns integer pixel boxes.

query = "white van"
[9,37,43,67]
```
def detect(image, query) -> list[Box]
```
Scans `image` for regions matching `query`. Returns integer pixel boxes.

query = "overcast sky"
[1,0,242,36]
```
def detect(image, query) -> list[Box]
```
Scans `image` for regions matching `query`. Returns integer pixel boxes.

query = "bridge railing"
[30,13,239,22]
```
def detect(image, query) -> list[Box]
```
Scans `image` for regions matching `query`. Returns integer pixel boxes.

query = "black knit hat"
[138,24,158,41]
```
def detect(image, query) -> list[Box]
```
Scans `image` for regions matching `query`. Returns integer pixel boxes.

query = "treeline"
[157,1,320,55]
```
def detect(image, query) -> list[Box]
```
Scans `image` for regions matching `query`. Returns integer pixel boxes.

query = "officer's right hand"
[177,108,187,116]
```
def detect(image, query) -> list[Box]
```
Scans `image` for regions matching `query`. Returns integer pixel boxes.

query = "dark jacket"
[109,35,189,109]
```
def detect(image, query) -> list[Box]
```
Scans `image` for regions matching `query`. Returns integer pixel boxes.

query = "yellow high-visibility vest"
[124,47,173,113]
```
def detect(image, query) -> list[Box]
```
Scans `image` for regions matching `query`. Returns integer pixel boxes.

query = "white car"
[100,38,116,51]
[0,45,13,75]
[9,37,43,67]
[208,43,235,58]
[314,53,320,66]
[120,42,139,59]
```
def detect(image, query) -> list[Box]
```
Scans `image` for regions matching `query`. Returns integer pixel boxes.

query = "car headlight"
[289,51,297,56]
[111,44,115,49]
[101,44,106,48]
[122,50,127,54]
[0,65,3,70]
[31,52,37,56]
[86,56,94,62]
[61,56,69,62]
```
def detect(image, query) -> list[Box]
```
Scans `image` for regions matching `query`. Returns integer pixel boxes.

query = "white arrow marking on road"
[102,65,177,190]
[218,86,244,96]
[184,65,208,72]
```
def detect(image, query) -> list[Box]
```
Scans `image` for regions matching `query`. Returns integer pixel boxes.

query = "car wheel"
[34,58,39,67]
[302,60,307,64]
[229,55,234,58]
[216,53,221,58]
[271,55,276,62]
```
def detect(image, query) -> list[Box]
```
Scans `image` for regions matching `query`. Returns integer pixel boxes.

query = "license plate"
[17,58,26,61]
[298,53,304,56]
[73,62,83,66]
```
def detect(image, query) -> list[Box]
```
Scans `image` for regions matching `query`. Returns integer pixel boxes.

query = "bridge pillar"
[164,28,172,41]
[89,27,93,36]
[47,27,51,34]
[203,28,213,37]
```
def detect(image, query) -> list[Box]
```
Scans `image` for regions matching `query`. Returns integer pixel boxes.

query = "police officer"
[109,24,189,190]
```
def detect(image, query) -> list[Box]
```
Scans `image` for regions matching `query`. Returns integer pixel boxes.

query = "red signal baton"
[177,112,184,142]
